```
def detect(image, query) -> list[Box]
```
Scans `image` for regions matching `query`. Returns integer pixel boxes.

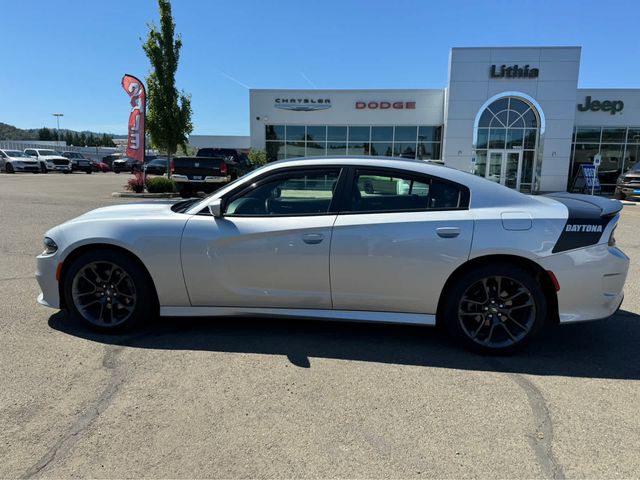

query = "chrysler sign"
[274,98,331,111]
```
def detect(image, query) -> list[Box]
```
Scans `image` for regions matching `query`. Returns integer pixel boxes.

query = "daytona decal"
[564,224,603,233]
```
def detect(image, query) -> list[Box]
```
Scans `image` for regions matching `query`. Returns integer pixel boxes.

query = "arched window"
[474,96,540,192]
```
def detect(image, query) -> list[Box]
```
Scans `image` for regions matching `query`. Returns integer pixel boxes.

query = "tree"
[142,0,193,177]
[38,127,52,141]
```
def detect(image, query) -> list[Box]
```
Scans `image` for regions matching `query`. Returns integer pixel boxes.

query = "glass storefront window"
[523,129,537,149]
[286,141,305,158]
[476,128,489,149]
[506,129,524,149]
[327,126,347,142]
[371,126,393,141]
[306,126,326,142]
[347,143,369,155]
[418,126,442,142]
[417,143,440,160]
[575,127,601,143]
[627,129,640,144]
[265,124,441,160]
[394,143,416,158]
[370,142,393,157]
[286,125,305,141]
[266,125,285,141]
[488,129,506,149]
[394,126,417,142]
[348,126,370,142]
[327,142,347,155]
[474,151,487,177]
[601,128,626,143]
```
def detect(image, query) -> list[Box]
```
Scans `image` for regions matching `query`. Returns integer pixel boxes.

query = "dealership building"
[249,46,640,193]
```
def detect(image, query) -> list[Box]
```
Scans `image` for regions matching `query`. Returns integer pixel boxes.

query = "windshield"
[5,150,26,157]
[64,152,84,158]
[39,150,60,156]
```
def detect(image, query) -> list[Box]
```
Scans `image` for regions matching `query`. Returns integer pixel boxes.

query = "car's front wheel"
[5,163,14,174]
[441,264,546,354]
[63,249,156,333]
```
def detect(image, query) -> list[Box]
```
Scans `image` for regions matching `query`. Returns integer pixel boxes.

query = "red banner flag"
[121,74,146,163]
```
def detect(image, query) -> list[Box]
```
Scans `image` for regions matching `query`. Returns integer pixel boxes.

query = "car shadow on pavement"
[48,309,640,380]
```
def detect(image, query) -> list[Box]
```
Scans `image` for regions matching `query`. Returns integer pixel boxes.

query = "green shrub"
[248,149,268,168]
[146,176,175,193]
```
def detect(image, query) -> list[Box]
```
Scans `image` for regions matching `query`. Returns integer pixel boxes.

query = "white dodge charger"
[36,157,629,353]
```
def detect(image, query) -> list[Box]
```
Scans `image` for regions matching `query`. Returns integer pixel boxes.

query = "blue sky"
[1,0,638,135]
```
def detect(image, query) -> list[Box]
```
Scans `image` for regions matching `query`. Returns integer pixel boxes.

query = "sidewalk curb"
[111,192,179,198]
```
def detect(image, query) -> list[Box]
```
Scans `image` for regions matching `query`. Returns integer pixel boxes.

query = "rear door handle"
[436,227,460,238]
[302,233,324,244]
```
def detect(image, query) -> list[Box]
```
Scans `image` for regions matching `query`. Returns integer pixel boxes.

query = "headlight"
[43,237,58,255]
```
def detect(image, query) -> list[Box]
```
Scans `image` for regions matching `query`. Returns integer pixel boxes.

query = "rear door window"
[347,168,467,212]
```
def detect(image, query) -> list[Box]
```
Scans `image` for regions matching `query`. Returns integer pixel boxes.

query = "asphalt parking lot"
[1,172,639,479]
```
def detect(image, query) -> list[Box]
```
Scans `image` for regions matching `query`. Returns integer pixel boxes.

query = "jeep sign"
[577,96,624,115]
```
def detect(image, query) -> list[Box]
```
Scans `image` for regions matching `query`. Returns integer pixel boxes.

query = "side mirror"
[208,198,223,218]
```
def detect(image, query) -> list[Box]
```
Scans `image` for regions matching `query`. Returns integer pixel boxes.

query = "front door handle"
[302,233,324,245]
[436,227,460,238]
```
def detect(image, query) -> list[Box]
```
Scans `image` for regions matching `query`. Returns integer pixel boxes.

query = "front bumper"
[36,252,61,309]
[14,164,40,172]
[538,244,630,323]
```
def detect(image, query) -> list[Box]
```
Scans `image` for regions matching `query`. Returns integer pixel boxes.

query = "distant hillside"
[0,122,125,141]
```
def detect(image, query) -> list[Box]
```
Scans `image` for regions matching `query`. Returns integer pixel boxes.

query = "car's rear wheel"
[442,264,546,354]
[63,249,156,333]
[5,163,14,174]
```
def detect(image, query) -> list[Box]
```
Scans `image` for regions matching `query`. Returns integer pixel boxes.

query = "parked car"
[614,162,640,199]
[62,152,93,174]
[195,148,251,179]
[171,156,232,197]
[0,149,40,173]
[92,160,110,172]
[36,156,629,354]
[112,155,157,173]
[143,158,168,176]
[24,148,72,173]
[102,153,125,167]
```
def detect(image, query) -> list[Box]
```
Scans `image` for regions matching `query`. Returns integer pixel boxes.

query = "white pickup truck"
[23,148,72,173]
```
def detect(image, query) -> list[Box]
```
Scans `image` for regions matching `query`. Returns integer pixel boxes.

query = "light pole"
[52,113,64,149]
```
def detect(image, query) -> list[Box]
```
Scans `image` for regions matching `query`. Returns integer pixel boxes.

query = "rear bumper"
[538,244,630,323]
[172,175,231,184]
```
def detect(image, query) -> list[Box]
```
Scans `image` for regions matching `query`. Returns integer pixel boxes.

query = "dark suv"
[195,148,251,179]
[62,151,93,174]
[615,163,640,199]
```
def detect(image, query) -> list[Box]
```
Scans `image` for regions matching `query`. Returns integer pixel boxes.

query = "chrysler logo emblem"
[274,98,332,111]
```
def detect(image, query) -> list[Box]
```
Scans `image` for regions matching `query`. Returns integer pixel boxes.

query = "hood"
[40,155,69,161]
[65,201,179,224]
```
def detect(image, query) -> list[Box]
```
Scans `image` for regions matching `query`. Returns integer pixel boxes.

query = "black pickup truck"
[171,156,234,197]
[195,148,251,176]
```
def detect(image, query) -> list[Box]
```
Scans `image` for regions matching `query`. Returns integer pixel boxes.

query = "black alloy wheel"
[442,264,546,354]
[64,249,156,332]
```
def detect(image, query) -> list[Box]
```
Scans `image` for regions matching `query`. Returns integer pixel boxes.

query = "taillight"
[220,161,228,175]
[170,159,175,174]
[546,270,560,292]
[608,227,617,247]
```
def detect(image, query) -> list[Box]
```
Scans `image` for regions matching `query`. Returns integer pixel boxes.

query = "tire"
[63,249,157,333]
[40,162,48,173]
[63,170,70,174]
[86,170,92,174]
[5,163,14,174]
[114,171,120,174]
[441,263,546,354]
